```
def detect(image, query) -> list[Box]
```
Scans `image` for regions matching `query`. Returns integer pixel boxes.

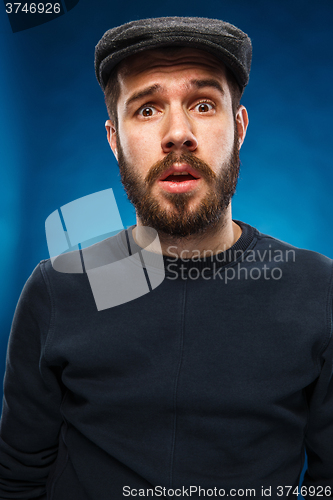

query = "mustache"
[145,152,217,187]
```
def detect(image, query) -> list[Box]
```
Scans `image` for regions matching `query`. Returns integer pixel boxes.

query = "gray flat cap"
[95,17,252,93]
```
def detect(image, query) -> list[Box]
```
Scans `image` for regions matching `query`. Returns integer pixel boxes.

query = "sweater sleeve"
[0,263,63,499]
[302,320,333,498]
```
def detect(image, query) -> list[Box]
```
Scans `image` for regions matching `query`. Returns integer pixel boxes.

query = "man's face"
[106,48,248,238]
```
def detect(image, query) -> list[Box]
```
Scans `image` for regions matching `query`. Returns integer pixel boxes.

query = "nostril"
[166,142,174,149]
[184,140,193,147]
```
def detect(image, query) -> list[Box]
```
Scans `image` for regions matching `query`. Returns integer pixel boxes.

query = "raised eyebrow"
[124,79,224,111]
[190,79,225,96]
[125,84,163,110]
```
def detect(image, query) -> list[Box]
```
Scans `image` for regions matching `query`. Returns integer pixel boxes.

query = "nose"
[161,108,198,154]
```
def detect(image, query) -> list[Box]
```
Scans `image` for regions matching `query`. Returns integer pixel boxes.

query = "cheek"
[118,123,161,165]
[201,123,235,165]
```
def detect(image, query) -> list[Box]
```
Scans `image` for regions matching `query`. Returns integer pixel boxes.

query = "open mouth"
[162,173,198,182]
[158,167,202,194]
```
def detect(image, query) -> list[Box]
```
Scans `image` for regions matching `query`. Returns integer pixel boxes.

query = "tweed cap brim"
[95,17,252,94]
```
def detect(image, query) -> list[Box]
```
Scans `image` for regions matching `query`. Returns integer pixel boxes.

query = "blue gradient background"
[0,2,332,480]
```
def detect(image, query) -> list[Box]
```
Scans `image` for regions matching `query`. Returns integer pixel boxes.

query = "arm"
[0,263,63,499]
[302,326,333,499]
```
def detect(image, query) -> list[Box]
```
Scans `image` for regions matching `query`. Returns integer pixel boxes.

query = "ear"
[105,120,118,160]
[235,105,249,149]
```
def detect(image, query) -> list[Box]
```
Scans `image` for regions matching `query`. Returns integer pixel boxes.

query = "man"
[0,16,332,500]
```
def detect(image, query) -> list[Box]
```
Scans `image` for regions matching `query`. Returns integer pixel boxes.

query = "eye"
[194,101,215,113]
[138,106,157,117]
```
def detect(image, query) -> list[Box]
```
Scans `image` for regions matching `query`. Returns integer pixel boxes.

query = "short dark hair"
[104,68,121,130]
[104,51,242,130]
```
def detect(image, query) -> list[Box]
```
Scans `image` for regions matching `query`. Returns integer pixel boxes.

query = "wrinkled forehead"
[117,47,228,80]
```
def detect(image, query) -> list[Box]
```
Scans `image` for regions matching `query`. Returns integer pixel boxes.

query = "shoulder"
[252,225,333,272]
[31,230,131,314]
[236,221,333,301]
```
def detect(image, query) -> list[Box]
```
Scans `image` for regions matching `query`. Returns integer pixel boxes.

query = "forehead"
[117,47,228,84]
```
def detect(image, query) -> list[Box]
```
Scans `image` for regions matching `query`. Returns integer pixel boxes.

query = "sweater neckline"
[123,221,256,276]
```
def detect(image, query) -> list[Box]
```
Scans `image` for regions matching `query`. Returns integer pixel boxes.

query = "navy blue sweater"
[0,221,333,499]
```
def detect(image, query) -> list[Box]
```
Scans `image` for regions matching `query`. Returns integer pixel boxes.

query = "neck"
[132,207,242,258]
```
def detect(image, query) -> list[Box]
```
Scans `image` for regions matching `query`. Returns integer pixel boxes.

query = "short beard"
[116,130,240,239]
